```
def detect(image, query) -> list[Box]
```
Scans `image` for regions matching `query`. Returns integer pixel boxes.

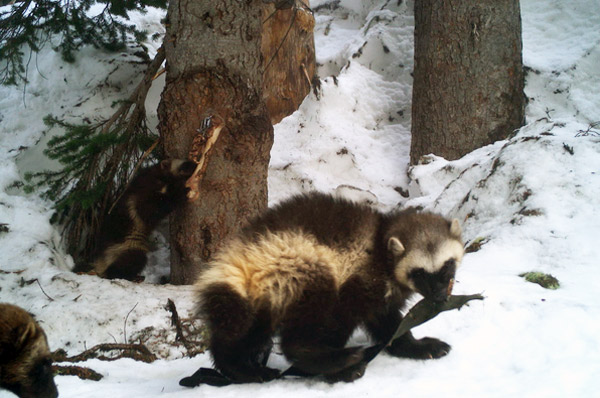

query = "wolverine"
[194,191,464,383]
[76,159,196,280]
[0,303,58,398]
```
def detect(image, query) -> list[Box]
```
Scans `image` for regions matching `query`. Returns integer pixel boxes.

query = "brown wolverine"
[194,191,464,383]
[77,159,196,280]
[0,303,58,398]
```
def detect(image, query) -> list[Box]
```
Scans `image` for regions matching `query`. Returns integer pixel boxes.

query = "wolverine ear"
[160,159,171,172]
[387,237,405,257]
[449,218,461,239]
[15,321,38,351]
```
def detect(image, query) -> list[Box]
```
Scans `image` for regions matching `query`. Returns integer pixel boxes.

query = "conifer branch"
[25,45,166,264]
[1,0,166,85]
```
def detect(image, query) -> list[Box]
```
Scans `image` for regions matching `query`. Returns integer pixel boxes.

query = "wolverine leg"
[103,249,147,280]
[364,305,450,359]
[279,280,374,382]
[387,330,451,359]
[200,283,278,383]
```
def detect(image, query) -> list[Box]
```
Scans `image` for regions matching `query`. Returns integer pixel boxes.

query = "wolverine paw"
[257,366,280,382]
[387,336,451,360]
[323,361,368,383]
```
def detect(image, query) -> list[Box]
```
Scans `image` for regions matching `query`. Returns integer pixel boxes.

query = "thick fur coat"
[81,159,196,280]
[195,192,464,383]
[0,303,58,398]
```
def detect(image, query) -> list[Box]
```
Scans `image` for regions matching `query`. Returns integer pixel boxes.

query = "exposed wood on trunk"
[185,116,224,202]
[262,1,317,124]
[159,1,274,285]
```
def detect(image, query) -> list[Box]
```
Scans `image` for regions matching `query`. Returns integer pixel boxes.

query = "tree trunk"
[158,0,273,284]
[411,0,525,164]
[262,1,316,124]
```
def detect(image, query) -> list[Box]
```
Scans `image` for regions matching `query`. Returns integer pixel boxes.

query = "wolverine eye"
[178,161,197,177]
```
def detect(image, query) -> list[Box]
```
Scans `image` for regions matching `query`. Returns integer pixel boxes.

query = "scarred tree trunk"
[262,1,316,124]
[411,0,525,163]
[158,0,273,284]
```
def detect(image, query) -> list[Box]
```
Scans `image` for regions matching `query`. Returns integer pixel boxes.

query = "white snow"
[1,0,599,397]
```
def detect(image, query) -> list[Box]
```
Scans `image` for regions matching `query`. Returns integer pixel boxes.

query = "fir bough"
[25,114,158,262]
[24,46,166,264]
[0,0,166,85]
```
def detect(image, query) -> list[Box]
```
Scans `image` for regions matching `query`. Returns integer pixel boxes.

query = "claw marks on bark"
[186,115,225,201]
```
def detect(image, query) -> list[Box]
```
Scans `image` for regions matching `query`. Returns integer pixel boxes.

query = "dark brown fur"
[75,159,196,280]
[0,303,58,398]
[195,192,464,383]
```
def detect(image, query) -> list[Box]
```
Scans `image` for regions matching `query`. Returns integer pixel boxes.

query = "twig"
[165,299,208,357]
[35,279,54,301]
[166,299,189,349]
[0,269,24,274]
[124,303,139,344]
[576,121,600,137]
[21,278,54,301]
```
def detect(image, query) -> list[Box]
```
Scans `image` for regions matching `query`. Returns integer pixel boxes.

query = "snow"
[1,0,599,397]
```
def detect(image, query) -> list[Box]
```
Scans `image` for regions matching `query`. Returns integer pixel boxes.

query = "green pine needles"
[2,0,168,263]
[23,43,166,263]
[25,113,159,263]
[0,0,166,85]
[25,115,130,212]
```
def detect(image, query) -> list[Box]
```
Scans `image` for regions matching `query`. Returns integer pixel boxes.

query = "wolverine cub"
[195,192,464,383]
[0,303,58,398]
[85,159,196,280]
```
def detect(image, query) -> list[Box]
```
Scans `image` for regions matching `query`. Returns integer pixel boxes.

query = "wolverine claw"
[180,367,232,387]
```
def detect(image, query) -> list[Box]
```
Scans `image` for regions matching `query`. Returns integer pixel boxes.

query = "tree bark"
[411,0,525,163]
[262,1,316,124]
[158,0,273,284]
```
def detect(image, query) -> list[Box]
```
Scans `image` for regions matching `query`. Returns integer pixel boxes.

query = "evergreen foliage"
[1,0,168,264]
[23,43,166,264]
[0,0,166,85]
[25,112,159,262]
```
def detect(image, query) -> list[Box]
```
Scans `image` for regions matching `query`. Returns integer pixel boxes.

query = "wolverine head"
[160,159,197,180]
[0,304,58,398]
[387,212,464,302]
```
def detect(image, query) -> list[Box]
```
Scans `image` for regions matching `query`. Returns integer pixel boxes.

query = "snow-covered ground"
[1,0,599,397]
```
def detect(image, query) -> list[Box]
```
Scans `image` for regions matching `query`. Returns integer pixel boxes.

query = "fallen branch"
[53,343,157,364]
[185,115,224,201]
[51,343,157,382]
[53,365,103,381]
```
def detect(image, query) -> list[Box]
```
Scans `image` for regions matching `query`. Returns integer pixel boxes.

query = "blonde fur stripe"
[196,231,369,316]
